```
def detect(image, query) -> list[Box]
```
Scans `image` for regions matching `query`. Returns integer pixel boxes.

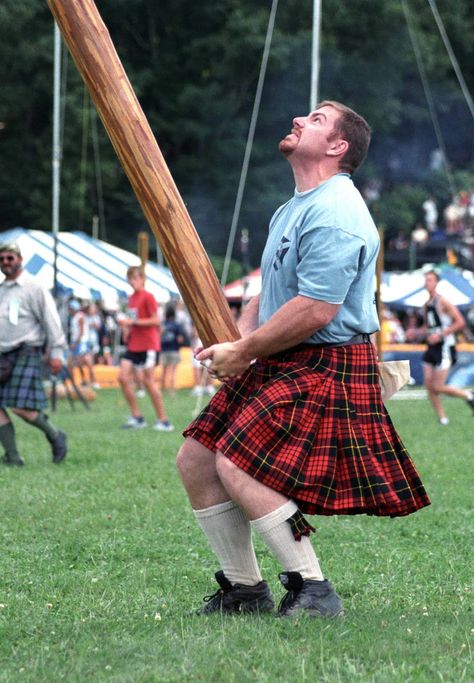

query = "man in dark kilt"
[177,101,430,618]
[0,243,68,466]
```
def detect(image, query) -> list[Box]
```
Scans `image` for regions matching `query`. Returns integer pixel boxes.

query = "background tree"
[0,0,472,269]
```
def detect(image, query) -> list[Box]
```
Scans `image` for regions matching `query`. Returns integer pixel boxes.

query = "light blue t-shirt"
[259,173,380,344]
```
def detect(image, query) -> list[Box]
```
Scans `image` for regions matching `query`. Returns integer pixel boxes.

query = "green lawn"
[0,388,472,682]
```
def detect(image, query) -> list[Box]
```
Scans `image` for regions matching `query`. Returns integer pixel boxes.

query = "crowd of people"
[0,241,221,464]
[59,287,200,393]
[386,189,474,257]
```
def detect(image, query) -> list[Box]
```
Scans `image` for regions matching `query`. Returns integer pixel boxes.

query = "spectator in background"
[444,196,463,235]
[95,302,115,366]
[86,302,102,388]
[466,305,474,342]
[117,265,173,431]
[403,310,424,343]
[380,307,405,344]
[0,242,68,466]
[68,300,98,388]
[422,196,438,233]
[160,304,186,394]
[190,324,215,397]
[174,300,193,345]
[411,224,429,245]
[421,270,474,425]
[388,230,409,252]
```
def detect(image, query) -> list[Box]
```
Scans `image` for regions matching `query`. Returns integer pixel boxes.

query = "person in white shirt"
[0,242,68,466]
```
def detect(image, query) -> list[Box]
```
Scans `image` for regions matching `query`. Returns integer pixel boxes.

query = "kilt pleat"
[183,343,430,518]
[0,348,48,411]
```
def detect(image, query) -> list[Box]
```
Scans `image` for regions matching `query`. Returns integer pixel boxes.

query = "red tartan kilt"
[183,342,430,518]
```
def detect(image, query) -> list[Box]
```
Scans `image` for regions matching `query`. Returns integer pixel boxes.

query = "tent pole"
[52,21,61,298]
[310,0,322,110]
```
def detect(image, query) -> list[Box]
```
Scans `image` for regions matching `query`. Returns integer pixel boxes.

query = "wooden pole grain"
[47,0,240,347]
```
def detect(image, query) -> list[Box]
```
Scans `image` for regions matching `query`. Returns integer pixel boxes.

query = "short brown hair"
[126,265,145,280]
[424,269,440,282]
[318,100,371,174]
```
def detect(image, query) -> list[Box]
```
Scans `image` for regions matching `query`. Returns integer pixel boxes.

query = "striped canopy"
[0,227,180,305]
[382,266,474,310]
[223,264,474,311]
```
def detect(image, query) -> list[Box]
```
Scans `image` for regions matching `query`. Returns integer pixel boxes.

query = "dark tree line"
[0,0,473,271]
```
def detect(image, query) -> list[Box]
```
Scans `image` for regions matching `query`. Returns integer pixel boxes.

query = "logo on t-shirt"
[273,236,291,271]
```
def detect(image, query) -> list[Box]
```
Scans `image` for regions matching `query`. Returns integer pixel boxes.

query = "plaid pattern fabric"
[287,510,316,540]
[0,347,48,411]
[183,343,430,517]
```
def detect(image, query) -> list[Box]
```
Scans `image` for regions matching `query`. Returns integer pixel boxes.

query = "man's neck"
[291,164,342,193]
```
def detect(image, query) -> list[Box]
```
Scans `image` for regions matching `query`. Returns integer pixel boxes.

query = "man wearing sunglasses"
[0,242,68,466]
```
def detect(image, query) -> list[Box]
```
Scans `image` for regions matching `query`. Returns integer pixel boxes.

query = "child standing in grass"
[117,265,173,432]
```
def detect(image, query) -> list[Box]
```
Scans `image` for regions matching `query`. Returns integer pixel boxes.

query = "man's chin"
[278,140,294,157]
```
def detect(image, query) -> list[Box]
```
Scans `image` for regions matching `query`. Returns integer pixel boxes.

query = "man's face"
[128,274,145,292]
[278,105,343,160]
[0,251,22,279]
[424,273,438,294]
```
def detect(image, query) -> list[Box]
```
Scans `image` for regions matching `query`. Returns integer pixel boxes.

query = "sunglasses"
[0,255,16,262]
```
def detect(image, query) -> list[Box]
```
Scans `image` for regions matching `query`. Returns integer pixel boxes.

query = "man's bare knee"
[215,451,238,483]
[176,438,215,480]
[11,407,36,422]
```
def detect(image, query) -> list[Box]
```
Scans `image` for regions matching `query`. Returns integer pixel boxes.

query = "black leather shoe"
[278,571,343,618]
[51,431,68,463]
[2,454,25,466]
[195,570,274,615]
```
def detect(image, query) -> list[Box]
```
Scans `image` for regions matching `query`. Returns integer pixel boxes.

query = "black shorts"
[422,343,457,369]
[122,350,159,369]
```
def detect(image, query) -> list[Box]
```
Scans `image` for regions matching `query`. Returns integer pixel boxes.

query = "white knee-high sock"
[250,500,324,581]
[194,500,263,586]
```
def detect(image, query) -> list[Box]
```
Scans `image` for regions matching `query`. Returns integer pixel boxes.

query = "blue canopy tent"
[0,227,180,306]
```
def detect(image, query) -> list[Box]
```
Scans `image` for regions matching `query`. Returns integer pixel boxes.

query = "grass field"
[0,387,472,683]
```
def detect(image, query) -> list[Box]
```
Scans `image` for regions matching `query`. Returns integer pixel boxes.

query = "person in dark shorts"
[160,304,186,394]
[0,242,68,466]
[421,270,474,425]
[117,266,173,432]
[176,101,431,618]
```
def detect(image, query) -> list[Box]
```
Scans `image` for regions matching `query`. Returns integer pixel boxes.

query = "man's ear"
[327,138,349,159]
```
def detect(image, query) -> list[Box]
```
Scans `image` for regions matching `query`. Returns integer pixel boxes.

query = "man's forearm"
[237,295,260,337]
[238,295,339,361]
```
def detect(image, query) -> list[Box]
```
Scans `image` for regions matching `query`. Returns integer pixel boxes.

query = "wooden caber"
[47,0,240,347]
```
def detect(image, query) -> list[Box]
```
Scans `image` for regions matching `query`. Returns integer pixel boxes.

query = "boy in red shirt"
[118,266,173,431]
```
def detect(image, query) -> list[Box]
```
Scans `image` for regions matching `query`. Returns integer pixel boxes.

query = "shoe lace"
[278,589,296,614]
[203,588,224,604]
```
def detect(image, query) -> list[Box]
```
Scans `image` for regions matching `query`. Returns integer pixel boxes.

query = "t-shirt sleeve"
[296,225,365,304]
[145,292,158,316]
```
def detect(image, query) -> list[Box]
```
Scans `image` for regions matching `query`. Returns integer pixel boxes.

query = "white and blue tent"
[0,227,180,305]
[382,266,474,311]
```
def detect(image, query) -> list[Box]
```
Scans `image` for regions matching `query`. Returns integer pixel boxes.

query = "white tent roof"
[382,267,474,310]
[0,228,180,305]
[223,265,474,310]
